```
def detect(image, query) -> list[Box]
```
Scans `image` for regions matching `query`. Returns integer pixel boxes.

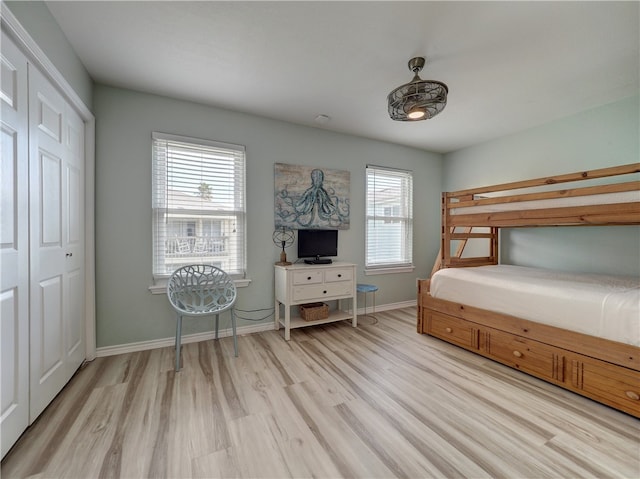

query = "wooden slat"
[448,202,640,227]
[449,232,495,239]
[446,162,640,198]
[448,180,639,209]
[441,193,450,268]
[447,257,496,266]
[490,227,498,260]
[430,254,441,278]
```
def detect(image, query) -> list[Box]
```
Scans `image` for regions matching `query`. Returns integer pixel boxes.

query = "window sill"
[364,265,415,275]
[149,277,252,295]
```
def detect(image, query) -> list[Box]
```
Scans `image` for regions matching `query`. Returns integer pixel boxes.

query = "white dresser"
[274,262,357,340]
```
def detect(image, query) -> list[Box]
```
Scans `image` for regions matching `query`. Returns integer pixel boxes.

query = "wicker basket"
[299,302,329,321]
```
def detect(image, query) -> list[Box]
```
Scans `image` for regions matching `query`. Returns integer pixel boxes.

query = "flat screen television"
[297,229,338,264]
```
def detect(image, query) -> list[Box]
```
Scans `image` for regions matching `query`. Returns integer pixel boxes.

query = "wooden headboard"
[434,163,640,274]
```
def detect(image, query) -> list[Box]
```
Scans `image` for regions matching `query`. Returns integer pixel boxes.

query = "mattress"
[450,190,639,215]
[429,265,640,347]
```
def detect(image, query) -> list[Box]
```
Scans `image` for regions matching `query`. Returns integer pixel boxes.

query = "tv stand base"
[304,258,332,265]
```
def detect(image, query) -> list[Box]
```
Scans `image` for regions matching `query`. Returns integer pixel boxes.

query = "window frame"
[365,165,414,274]
[151,132,247,283]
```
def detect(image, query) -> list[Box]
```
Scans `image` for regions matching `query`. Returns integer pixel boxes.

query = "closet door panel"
[29,64,85,422]
[63,103,85,372]
[66,164,82,244]
[66,268,84,358]
[0,31,29,459]
[1,127,18,251]
[39,151,63,245]
[35,91,62,142]
[1,290,19,411]
[29,66,67,420]
[37,276,64,376]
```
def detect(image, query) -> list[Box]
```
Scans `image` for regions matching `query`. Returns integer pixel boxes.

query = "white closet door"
[28,64,85,422]
[0,31,30,459]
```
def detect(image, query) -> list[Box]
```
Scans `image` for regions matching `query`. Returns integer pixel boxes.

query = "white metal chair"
[192,237,207,253]
[176,238,191,254]
[167,264,238,371]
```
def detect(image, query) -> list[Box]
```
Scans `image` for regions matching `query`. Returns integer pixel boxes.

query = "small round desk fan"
[273,227,295,265]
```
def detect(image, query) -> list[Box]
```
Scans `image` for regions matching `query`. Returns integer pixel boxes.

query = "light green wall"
[444,95,640,276]
[4,1,93,109]
[94,84,443,348]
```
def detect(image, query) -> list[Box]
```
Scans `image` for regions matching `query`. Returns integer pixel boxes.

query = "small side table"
[357,283,379,317]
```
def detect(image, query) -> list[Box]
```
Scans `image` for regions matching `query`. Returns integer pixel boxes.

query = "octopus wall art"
[274,163,350,229]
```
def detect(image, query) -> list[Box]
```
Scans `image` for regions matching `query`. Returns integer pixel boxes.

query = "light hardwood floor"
[2,307,639,478]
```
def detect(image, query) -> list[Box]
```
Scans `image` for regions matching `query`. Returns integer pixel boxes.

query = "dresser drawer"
[292,270,323,285]
[292,281,353,302]
[570,354,640,415]
[426,312,479,350]
[484,328,562,382]
[324,268,353,282]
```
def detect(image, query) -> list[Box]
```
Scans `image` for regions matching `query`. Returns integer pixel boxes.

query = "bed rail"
[438,163,640,270]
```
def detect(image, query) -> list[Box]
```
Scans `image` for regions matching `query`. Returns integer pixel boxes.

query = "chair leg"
[175,314,182,371]
[215,314,220,339]
[231,309,238,357]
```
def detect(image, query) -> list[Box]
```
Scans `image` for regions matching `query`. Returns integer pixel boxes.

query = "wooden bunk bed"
[418,163,640,417]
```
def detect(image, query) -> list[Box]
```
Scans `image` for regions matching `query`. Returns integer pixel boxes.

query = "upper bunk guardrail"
[444,163,640,228]
[438,163,640,272]
[445,162,640,199]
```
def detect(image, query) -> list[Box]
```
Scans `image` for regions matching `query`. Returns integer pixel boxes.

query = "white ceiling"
[46,1,639,153]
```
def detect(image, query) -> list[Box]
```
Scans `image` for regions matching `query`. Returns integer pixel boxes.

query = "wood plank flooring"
[2,307,639,478]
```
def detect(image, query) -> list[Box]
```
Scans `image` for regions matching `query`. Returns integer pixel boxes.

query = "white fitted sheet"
[450,190,639,215]
[430,265,640,347]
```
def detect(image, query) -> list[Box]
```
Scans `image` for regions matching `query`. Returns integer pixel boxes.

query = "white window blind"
[152,132,246,279]
[365,165,413,269]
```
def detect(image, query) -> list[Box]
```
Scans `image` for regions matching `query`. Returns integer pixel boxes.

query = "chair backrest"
[177,238,191,254]
[167,265,237,316]
[193,238,207,253]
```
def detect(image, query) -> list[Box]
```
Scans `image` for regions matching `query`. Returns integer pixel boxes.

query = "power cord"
[234,306,275,322]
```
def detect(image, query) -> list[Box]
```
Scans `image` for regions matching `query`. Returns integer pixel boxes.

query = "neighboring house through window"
[365,165,414,271]
[152,132,246,279]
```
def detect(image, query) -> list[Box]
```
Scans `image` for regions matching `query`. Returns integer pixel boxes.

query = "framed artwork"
[274,163,350,229]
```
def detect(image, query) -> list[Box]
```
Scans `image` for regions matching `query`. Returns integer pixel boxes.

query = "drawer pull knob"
[625,391,640,401]
[445,327,453,333]
[338,274,342,277]
[512,350,523,358]
[323,290,327,294]
[307,276,311,280]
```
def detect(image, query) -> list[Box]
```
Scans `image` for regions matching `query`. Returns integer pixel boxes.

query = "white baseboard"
[359,299,415,314]
[95,322,274,357]
[95,301,416,358]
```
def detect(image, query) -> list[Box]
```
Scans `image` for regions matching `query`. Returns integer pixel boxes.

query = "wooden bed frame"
[418,163,640,417]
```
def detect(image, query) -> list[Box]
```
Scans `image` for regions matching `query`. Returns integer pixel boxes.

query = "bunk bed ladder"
[436,190,499,273]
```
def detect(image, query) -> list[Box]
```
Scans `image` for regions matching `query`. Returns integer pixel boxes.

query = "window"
[365,165,413,270]
[152,132,246,279]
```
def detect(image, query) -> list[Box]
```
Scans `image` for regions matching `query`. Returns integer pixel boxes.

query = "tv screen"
[297,229,338,263]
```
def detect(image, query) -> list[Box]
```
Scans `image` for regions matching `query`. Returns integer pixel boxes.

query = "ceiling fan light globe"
[407,108,426,120]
